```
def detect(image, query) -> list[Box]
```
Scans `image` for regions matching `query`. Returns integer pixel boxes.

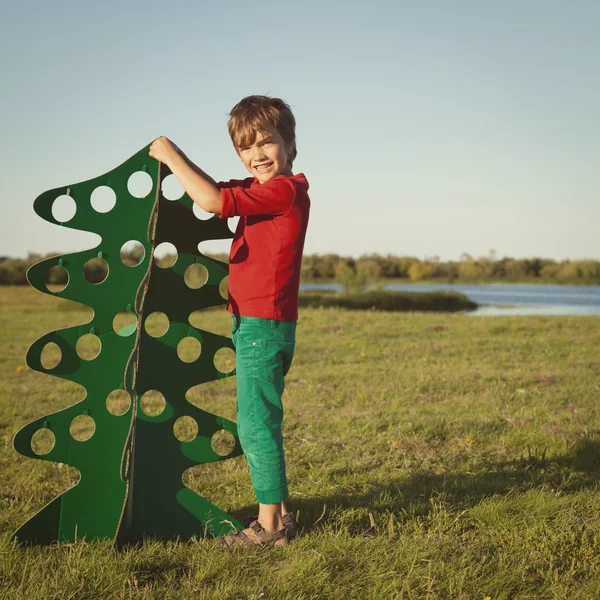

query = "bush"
[299,290,476,312]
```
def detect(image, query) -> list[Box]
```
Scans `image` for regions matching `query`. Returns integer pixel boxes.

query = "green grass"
[1,286,600,599]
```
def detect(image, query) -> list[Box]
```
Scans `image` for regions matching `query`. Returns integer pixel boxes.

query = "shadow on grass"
[231,437,600,535]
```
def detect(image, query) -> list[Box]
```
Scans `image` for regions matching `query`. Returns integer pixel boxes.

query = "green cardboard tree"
[12,143,244,545]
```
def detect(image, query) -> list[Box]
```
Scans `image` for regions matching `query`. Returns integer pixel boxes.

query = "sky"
[1,0,598,262]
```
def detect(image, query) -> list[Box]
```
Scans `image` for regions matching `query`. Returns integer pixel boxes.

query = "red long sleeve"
[215,173,310,320]
[219,175,297,218]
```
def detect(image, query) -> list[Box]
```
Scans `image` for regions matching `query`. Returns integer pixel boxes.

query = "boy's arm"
[219,178,296,219]
[149,137,221,214]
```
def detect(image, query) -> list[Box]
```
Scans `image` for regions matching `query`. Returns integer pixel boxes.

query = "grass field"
[1,286,600,599]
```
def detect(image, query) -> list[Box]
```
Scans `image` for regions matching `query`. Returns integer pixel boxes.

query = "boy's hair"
[228,96,297,167]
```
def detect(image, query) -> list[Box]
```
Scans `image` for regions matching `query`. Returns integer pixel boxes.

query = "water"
[299,282,600,316]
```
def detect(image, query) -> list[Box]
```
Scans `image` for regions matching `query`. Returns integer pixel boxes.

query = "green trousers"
[231,315,296,504]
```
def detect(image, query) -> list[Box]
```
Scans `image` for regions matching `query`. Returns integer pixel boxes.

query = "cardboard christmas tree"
[12,143,244,545]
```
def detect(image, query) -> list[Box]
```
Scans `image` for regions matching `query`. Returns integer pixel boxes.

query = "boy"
[149,95,310,547]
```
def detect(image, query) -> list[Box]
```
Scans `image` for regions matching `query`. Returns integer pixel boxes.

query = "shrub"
[299,290,476,312]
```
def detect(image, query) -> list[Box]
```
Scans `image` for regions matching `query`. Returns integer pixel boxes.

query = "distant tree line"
[1,251,599,286]
[302,252,600,288]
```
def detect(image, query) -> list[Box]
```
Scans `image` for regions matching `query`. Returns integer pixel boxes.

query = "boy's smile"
[238,125,294,183]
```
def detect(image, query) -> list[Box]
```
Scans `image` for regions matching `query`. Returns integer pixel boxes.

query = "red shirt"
[218,173,310,321]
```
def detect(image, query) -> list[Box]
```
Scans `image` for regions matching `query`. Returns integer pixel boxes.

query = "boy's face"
[237,125,294,183]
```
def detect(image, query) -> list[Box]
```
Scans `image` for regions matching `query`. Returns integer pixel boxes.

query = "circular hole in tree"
[52,195,76,222]
[84,257,109,284]
[70,415,95,442]
[113,311,137,337]
[76,334,101,361]
[219,276,229,300]
[228,216,240,234]
[154,242,178,268]
[40,342,61,369]
[192,202,213,220]
[46,265,69,293]
[211,429,236,457]
[140,390,166,417]
[214,347,236,373]
[127,171,153,198]
[184,264,208,289]
[106,390,131,416]
[173,416,198,442]
[120,240,146,267]
[198,239,231,261]
[177,337,201,363]
[144,312,169,337]
[90,185,117,213]
[161,174,185,201]
[31,428,55,455]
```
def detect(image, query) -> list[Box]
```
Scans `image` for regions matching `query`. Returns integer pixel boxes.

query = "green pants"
[231,315,296,504]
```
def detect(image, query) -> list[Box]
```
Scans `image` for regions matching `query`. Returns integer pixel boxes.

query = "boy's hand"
[149,137,179,167]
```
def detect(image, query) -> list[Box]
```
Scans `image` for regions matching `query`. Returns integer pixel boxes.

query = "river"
[299,283,600,316]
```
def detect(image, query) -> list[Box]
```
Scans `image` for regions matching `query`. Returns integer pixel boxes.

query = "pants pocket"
[263,340,295,393]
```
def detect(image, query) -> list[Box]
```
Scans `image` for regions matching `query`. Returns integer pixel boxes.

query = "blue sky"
[1,0,598,261]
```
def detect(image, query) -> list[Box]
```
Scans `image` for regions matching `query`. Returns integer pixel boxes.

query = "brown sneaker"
[220,520,287,549]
